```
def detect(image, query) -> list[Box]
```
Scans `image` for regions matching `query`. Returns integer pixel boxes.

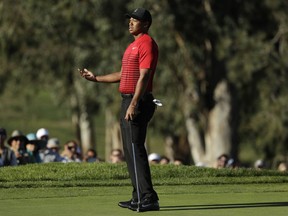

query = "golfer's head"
[126,8,152,31]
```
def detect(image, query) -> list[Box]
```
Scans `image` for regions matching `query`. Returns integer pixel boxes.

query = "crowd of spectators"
[1,127,287,172]
[147,151,287,172]
[210,153,287,172]
[0,127,124,167]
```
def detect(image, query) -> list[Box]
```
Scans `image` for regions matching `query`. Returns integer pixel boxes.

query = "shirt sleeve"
[139,40,154,69]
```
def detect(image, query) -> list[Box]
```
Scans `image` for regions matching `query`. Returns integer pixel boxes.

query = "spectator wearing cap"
[8,130,29,165]
[36,128,50,155]
[23,133,42,163]
[0,128,17,167]
[42,138,64,163]
[148,153,161,164]
[61,140,82,163]
[36,128,49,141]
[254,159,266,169]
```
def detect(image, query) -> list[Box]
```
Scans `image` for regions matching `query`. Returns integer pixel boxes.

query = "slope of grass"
[0,163,287,188]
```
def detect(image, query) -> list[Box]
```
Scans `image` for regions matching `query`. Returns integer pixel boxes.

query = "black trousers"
[120,93,159,201]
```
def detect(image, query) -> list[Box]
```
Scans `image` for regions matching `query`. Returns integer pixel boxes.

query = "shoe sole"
[118,203,129,208]
[118,203,138,209]
[129,205,160,212]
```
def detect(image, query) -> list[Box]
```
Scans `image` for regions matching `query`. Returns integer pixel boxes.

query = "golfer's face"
[128,18,144,35]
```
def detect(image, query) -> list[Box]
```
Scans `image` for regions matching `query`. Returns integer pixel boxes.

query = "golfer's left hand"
[125,105,138,121]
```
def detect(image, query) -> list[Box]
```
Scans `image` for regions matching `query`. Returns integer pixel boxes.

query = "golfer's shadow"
[160,202,288,211]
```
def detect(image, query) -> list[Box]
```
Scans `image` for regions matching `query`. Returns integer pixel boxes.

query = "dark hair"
[217,154,229,160]
[88,148,97,157]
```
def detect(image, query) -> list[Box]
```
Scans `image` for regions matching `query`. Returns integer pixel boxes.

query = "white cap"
[148,153,161,162]
[254,159,265,168]
[36,128,49,139]
[47,138,59,149]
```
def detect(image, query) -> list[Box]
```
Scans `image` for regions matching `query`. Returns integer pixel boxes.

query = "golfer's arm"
[95,72,121,83]
[130,68,151,107]
[96,68,122,83]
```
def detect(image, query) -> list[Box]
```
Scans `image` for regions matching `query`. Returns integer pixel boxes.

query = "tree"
[0,0,128,157]
[214,0,288,165]
[1,0,287,166]
[147,0,288,166]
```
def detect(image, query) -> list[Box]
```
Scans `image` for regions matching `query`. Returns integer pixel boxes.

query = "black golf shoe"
[118,199,138,209]
[129,198,159,212]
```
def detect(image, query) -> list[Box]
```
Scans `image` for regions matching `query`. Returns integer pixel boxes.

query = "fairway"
[0,184,287,216]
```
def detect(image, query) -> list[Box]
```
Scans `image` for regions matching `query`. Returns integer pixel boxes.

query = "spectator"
[226,158,240,169]
[254,159,266,169]
[83,148,100,163]
[148,153,161,164]
[23,133,42,163]
[7,130,29,165]
[277,162,287,172]
[61,140,82,162]
[36,128,49,141]
[173,158,184,166]
[42,138,64,163]
[215,154,229,168]
[0,128,17,167]
[36,128,49,151]
[159,156,170,165]
[109,149,124,163]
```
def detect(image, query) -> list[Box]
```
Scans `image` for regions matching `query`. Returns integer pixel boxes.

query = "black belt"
[121,92,152,98]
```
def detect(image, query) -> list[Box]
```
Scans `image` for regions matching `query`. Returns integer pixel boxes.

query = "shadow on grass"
[160,202,288,211]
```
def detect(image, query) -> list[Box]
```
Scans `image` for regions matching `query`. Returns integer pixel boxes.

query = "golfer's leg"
[131,121,158,201]
[131,96,158,201]
[120,98,138,200]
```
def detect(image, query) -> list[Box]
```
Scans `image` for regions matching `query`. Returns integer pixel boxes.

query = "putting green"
[0,184,287,216]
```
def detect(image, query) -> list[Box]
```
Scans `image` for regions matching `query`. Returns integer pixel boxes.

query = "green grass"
[0,163,287,215]
[0,163,287,188]
[0,185,287,216]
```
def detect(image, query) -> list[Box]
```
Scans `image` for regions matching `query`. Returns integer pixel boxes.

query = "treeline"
[0,0,288,166]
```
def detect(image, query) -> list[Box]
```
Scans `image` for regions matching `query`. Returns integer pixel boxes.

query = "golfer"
[79,8,159,212]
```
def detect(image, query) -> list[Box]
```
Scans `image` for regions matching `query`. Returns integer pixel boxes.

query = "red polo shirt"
[119,34,158,94]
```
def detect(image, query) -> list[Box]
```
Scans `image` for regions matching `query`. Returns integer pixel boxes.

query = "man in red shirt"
[79,8,159,212]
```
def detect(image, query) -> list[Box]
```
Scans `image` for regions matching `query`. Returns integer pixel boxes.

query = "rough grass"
[0,163,287,188]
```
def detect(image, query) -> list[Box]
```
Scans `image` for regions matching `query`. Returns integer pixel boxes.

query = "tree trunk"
[78,106,95,156]
[71,95,95,157]
[105,109,122,161]
[184,80,233,167]
[186,117,205,165]
[205,80,232,165]
[164,135,177,162]
[71,80,96,157]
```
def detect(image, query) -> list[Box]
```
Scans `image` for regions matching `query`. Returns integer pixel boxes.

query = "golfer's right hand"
[78,68,97,82]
